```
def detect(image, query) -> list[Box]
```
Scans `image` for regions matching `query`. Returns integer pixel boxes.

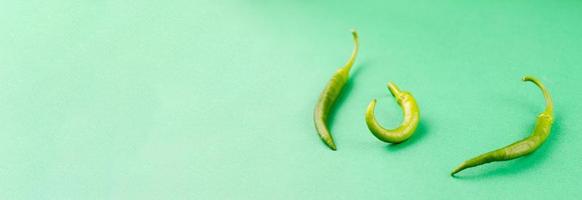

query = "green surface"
[1,1,582,199]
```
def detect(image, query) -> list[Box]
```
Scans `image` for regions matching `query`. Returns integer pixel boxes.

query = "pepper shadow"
[383,118,429,152]
[452,115,562,180]
[326,61,370,144]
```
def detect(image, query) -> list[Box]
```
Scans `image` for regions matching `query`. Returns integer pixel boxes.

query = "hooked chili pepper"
[313,30,359,150]
[365,82,420,144]
[451,76,554,176]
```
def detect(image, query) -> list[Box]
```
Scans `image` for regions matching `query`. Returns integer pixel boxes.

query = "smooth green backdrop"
[1,0,581,199]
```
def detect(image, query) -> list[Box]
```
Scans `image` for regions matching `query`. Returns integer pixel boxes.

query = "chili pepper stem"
[339,29,359,75]
[387,82,402,98]
[523,76,553,114]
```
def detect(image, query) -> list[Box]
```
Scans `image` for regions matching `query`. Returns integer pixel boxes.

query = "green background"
[1,0,581,199]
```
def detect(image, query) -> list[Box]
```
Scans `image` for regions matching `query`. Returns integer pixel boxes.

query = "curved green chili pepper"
[451,76,554,176]
[313,30,359,150]
[365,82,420,144]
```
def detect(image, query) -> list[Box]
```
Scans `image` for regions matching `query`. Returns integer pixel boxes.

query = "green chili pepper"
[313,30,359,150]
[451,76,554,176]
[365,82,420,144]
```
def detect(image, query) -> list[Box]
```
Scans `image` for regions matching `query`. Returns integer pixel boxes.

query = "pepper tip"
[323,139,337,151]
[329,143,337,151]
[450,162,465,176]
